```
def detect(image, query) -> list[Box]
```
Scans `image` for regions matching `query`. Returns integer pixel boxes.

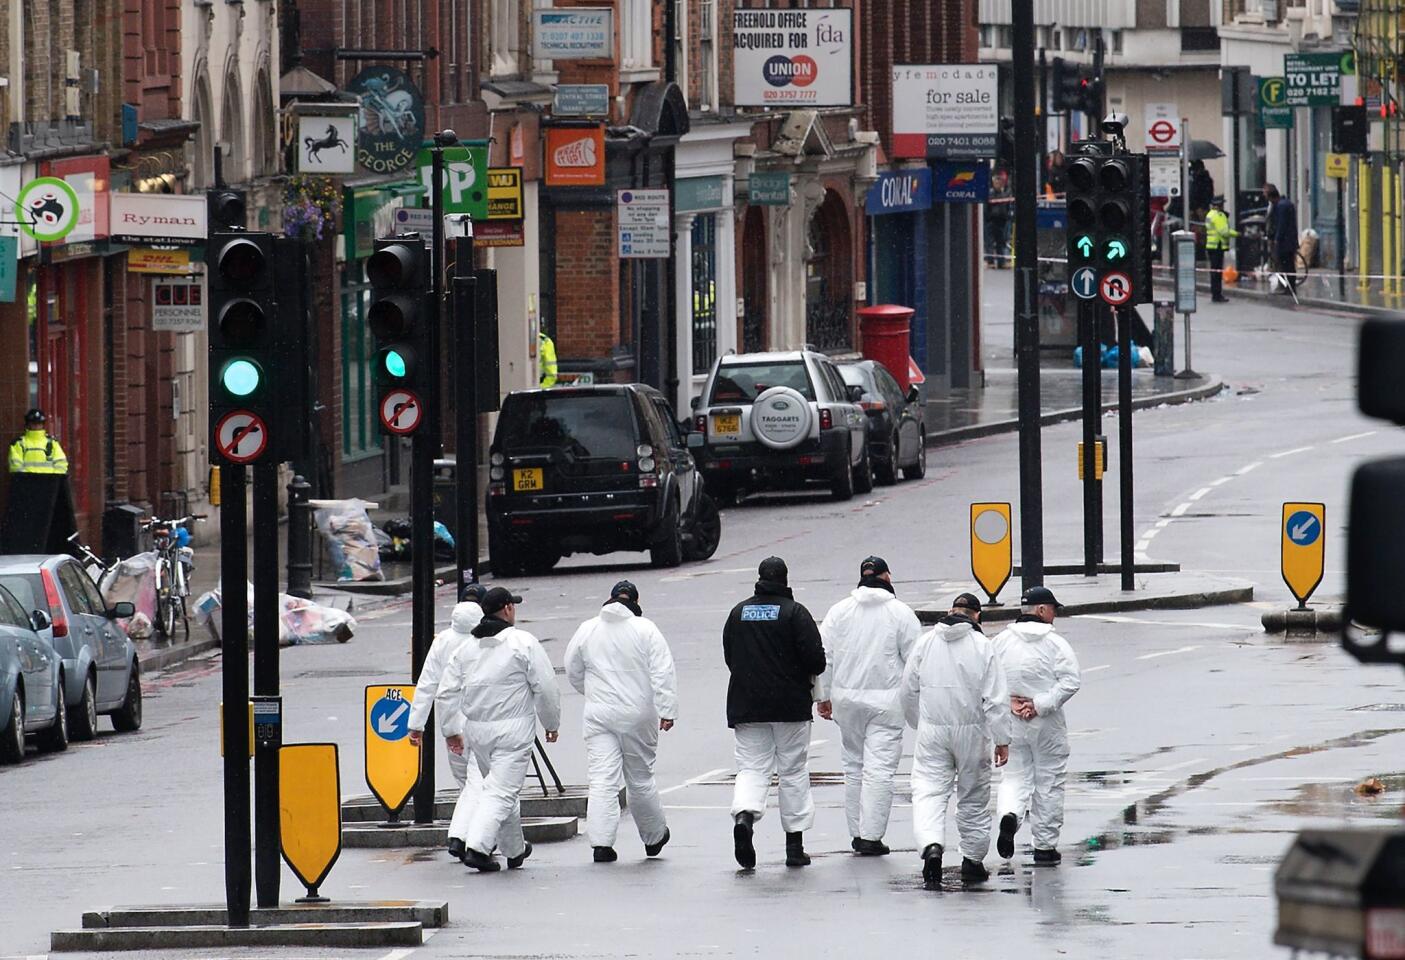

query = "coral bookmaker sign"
[545,125,606,186]
[931,162,989,203]
[346,67,426,174]
[733,8,852,107]
[892,64,998,160]
[865,169,932,216]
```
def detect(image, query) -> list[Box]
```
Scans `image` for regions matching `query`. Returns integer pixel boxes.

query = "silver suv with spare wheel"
[690,350,871,501]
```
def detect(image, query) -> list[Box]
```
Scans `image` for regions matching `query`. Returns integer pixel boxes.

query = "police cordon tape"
[985,248,1405,283]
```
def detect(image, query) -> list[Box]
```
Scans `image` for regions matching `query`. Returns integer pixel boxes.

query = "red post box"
[857,304,917,393]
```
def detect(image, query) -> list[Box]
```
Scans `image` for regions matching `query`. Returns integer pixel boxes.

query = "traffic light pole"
[1079,299,1103,576]
[453,236,478,593]
[220,464,251,928]
[1117,305,1135,591]
[1012,0,1044,589]
[252,461,280,907]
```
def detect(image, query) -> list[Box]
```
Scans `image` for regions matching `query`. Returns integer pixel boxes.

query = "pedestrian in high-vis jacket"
[565,580,677,863]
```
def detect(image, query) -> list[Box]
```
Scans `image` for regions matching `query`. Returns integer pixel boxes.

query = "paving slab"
[51,921,423,951]
[342,815,578,848]
[912,572,1254,624]
[80,899,447,929]
[342,785,602,823]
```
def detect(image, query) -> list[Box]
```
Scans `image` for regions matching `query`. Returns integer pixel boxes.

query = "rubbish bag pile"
[100,551,160,640]
[1074,343,1155,370]
[193,584,356,646]
[375,517,456,562]
[314,499,384,582]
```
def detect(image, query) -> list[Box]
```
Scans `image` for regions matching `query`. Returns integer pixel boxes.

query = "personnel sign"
[1281,502,1325,607]
[971,502,1013,603]
[364,685,420,818]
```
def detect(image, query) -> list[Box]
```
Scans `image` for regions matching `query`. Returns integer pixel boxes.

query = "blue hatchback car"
[0,582,66,763]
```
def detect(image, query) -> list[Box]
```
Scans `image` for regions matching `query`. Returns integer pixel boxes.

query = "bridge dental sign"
[733,8,852,107]
[892,64,998,160]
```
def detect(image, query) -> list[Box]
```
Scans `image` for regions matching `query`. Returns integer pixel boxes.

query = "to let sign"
[1284,51,1354,107]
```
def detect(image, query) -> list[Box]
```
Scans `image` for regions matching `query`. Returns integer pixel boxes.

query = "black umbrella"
[1187,139,1225,162]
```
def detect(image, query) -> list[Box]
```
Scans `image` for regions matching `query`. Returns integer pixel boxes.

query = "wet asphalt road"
[2,276,1402,959]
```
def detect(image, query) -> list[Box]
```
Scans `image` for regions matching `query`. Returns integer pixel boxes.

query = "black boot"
[593,846,618,863]
[922,843,943,887]
[1032,847,1062,865]
[733,813,756,870]
[645,828,671,857]
[785,831,810,867]
[506,842,532,869]
[461,846,501,872]
[854,838,890,856]
[997,813,1018,859]
[446,837,466,860]
[961,857,990,883]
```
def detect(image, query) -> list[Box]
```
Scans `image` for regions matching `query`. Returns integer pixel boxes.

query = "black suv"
[487,385,722,575]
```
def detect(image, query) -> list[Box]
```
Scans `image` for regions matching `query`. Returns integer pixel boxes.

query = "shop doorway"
[805,190,853,352]
[741,206,768,353]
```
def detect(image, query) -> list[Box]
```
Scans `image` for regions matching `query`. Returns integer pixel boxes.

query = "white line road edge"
[660,767,730,795]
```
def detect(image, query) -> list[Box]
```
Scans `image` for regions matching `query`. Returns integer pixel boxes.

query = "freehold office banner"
[733,8,852,107]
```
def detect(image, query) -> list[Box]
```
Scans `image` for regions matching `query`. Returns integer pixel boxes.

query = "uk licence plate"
[712,414,740,434]
[513,468,543,492]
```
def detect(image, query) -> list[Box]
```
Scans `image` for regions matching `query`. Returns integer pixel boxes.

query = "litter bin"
[857,304,916,392]
[1153,301,1176,376]
[102,502,145,561]
[432,457,456,535]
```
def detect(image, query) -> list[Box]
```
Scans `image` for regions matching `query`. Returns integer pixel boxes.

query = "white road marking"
[1270,445,1314,459]
[660,767,729,795]
[1083,664,1111,673]
[1208,476,1233,487]
[1135,645,1202,660]
[1155,518,1173,528]
[1330,431,1376,444]
[379,949,419,960]
[1170,502,1191,517]
[1135,539,1152,553]
[810,738,829,747]
[1188,487,1212,501]
[1236,461,1263,475]
[1078,614,1249,630]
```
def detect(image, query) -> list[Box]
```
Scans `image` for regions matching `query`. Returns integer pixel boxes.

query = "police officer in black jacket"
[723,556,827,869]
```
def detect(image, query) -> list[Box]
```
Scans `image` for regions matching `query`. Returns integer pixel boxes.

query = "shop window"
[691,215,718,374]
[340,264,383,460]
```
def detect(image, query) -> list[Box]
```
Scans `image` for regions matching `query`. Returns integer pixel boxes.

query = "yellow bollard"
[1359,159,1372,291]
[1384,164,1396,298]
[1395,163,1404,300]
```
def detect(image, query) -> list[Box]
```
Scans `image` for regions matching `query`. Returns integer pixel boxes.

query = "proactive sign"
[971,502,1013,603]
[1281,502,1326,607]
[364,685,420,818]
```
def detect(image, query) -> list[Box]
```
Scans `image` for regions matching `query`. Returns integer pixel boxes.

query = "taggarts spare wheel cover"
[750,386,813,450]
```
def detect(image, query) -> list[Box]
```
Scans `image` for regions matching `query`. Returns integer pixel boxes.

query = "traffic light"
[208,188,247,231]
[208,230,278,464]
[368,236,431,435]
[1332,105,1368,155]
[1064,150,1151,306]
[1051,58,1102,115]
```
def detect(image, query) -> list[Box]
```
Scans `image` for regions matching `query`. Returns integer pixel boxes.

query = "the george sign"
[279,743,343,898]
[16,177,81,243]
[891,64,998,160]
[617,189,671,258]
[1144,102,1181,150]
[297,114,357,174]
[152,276,205,331]
[533,8,613,59]
[733,8,853,107]
[931,162,989,203]
[215,410,270,464]
[415,144,489,219]
[379,388,423,435]
[1258,76,1294,129]
[1071,266,1098,300]
[1100,271,1132,306]
[346,67,426,174]
[1284,51,1354,107]
[109,193,207,245]
[475,220,526,247]
[1281,502,1325,606]
[1325,152,1350,179]
[487,167,524,219]
[545,125,606,186]
[866,169,932,215]
[675,175,726,214]
[128,247,195,274]
[970,502,1013,603]
[554,84,611,116]
[0,237,17,303]
[364,685,420,817]
[748,171,791,206]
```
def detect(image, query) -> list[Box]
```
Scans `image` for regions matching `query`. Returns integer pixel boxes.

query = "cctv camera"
[1100,112,1130,136]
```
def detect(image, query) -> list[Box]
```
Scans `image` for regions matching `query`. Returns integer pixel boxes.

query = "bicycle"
[143,515,206,643]
[66,531,115,584]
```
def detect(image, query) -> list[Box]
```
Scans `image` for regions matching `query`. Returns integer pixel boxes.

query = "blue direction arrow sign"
[1286,509,1321,546]
[1071,266,1098,300]
[369,693,412,741]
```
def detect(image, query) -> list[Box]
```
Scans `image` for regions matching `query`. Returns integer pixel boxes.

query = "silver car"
[0,556,140,742]
[0,582,66,763]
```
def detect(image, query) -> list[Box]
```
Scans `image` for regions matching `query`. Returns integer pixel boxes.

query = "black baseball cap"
[860,556,890,577]
[1021,585,1063,609]
[952,592,983,613]
[480,586,523,616]
[460,582,488,603]
[758,556,788,584]
[610,579,639,603]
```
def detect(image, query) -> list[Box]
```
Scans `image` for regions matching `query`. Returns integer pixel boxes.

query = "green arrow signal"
[1106,239,1128,261]
[1075,235,1094,258]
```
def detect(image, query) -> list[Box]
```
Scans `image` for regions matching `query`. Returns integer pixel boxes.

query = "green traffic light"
[1105,238,1129,262]
[1074,235,1095,260]
[384,349,407,379]
[222,358,261,397]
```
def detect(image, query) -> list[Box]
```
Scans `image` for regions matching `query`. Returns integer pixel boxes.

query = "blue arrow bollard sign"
[369,694,412,742]
[1071,266,1098,300]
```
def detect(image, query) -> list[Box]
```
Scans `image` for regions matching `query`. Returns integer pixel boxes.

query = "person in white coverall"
[901,592,1010,887]
[564,579,677,863]
[815,556,921,856]
[442,586,561,872]
[408,584,488,861]
[993,585,1082,866]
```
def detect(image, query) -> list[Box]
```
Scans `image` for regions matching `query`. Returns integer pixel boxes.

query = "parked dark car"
[0,582,67,763]
[487,384,722,574]
[838,359,927,484]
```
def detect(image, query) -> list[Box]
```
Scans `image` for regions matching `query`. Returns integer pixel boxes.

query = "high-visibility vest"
[538,332,558,388]
[1205,208,1237,251]
[8,428,69,474]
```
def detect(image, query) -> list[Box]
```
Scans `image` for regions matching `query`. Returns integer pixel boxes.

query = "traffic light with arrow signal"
[1064,146,1152,306]
[367,236,432,435]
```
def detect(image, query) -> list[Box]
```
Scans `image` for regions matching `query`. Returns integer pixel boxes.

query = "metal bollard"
[285,475,314,599]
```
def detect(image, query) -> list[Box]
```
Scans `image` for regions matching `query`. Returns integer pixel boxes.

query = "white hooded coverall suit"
[901,617,1011,860]
[993,619,1082,852]
[408,601,487,809]
[564,602,678,848]
[439,619,561,859]
[817,585,922,842]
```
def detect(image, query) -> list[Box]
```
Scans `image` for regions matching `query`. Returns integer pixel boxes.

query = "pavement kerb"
[1159,277,1404,320]
[924,376,1225,449]
[50,921,423,951]
[914,581,1254,625]
[79,900,448,930]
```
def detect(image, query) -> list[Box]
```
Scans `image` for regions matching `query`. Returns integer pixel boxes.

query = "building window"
[1051,28,1062,50]
[979,24,993,48]
[674,0,687,97]
[997,25,1013,48]
[1180,26,1220,51]
[691,215,718,375]
[491,0,521,77]
[699,0,716,111]
[622,0,655,72]
[1111,29,1123,54]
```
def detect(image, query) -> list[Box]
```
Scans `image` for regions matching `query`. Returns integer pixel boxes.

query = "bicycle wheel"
[156,588,175,642]
[175,596,190,643]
